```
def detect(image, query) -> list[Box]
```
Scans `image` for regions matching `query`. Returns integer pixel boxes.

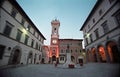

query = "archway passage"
[11,49,21,64]
[98,46,106,62]
[52,55,56,62]
[107,41,120,63]
[92,48,97,62]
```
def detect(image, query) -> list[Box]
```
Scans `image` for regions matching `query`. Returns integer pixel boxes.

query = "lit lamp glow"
[86,33,90,38]
[26,27,29,31]
[22,28,27,34]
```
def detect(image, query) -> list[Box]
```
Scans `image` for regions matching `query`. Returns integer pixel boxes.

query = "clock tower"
[49,19,60,63]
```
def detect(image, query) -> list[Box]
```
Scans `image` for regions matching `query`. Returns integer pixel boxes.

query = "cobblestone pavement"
[0,63,119,77]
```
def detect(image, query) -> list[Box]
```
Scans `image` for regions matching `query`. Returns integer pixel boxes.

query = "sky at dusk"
[16,0,97,46]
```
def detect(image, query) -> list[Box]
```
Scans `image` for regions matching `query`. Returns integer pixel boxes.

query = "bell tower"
[49,19,60,63]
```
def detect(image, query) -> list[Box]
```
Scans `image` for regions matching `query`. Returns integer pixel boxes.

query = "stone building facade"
[49,19,84,64]
[0,0,46,66]
[59,39,85,64]
[80,0,120,63]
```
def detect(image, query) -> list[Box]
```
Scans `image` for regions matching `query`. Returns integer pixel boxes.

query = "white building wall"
[83,0,120,46]
[80,0,120,63]
[0,0,45,66]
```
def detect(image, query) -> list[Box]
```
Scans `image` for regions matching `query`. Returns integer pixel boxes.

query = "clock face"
[52,40,57,44]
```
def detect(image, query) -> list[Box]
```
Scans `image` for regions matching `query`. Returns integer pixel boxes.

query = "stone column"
[104,46,111,63]
[89,50,93,62]
[95,48,101,62]
[94,46,100,62]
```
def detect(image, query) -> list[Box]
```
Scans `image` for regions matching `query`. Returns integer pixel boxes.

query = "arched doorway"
[71,56,75,63]
[106,41,120,63]
[52,55,56,62]
[98,46,106,62]
[91,48,97,62]
[27,52,33,64]
[11,49,21,64]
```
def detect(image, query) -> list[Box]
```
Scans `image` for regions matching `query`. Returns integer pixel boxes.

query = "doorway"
[11,49,21,64]
[107,41,120,63]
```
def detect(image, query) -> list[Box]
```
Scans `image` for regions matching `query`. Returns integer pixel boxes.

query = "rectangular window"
[99,9,103,16]
[115,12,120,25]
[16,30,22,42]
[90,34,93,42]
[93,18,95,23]
[21,18,25,26]
[3,22,13,37]
[36,42,38,49]
[11,8,17,18]
[31,39,34,47]
[27,25,31,31]
[0,45,5,59]
[60,57,64,61]
[101,21,109,34]
[39,44,41,51]
[33,30,35,35]
[94,29,99,39]
[61,50,63,53]
[24,35,29,45]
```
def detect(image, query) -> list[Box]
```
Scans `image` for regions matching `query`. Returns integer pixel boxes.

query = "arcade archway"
[52,55,56,62]
[98,45,106,62]
[106,41,120,63]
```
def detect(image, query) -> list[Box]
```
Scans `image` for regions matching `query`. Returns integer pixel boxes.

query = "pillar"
[104,46,111,63]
